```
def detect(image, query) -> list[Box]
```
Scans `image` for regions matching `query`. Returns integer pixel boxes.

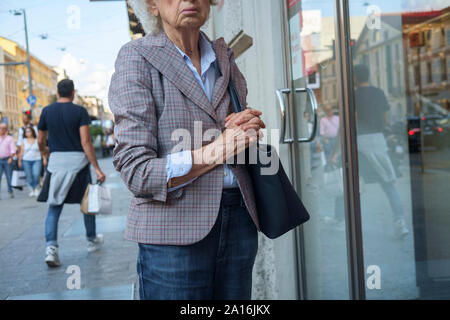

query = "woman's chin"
[178,17,206,29]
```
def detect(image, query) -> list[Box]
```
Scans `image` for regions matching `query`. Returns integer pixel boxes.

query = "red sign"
[288,0,300,9]
[218,0,225,12]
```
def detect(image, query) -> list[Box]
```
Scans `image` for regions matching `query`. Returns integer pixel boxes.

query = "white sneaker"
[87,234,104,253]
[394,219,409,238]
[33,188,40,197]
[323,216,346,231]
[28,190,34,197]
[45,245,61,267]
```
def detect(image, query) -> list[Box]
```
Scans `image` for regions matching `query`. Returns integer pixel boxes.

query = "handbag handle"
[228,74,267,154]
[228,74,243,114]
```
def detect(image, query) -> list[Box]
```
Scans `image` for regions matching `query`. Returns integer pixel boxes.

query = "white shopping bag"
[323,166,344,198]
[11,170,27,187]
[85,183,112,215]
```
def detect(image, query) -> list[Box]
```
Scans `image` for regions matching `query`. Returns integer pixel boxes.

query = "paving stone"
[63,216,126,237]
[0,158,138,300]
[8,284,134,300]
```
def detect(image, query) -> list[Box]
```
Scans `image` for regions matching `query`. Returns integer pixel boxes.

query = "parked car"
[407,114,449,152]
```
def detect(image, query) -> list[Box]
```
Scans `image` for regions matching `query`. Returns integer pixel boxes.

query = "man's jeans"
[23,159,42,189]
[0,158,13,193]
[137,195,258,300]
[323,136,338,163]
[45,204,97,247]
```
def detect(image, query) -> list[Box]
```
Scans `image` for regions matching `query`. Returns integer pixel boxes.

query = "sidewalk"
[0,157,138,300]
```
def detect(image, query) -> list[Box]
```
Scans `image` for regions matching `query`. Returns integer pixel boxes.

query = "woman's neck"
[164,25,200,59]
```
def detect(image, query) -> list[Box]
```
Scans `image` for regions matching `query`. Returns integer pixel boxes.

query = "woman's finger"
[241,123,262,132]
[225,113,240,127]
[235,112,263,126]
[247,109,262,117]
[245,116,266,128]
[236,117,266,128]
[226,109,263,128]
[233,114,254,126]
[225,113,235,122]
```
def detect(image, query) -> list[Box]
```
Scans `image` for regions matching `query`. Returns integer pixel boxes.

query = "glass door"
[346,0,450,299]
[280,0,351,299]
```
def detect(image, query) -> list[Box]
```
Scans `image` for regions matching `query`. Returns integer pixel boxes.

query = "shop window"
[386,44,393,93]
[424,29,432,47]
[395,43,400,62]
[427,61,432,83]
[373,30,380,42]
[442,57,448,82]
[440,28,446,47]
[414,64,420,87]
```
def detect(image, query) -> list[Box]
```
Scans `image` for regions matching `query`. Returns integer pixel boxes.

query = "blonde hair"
[128,0,217,35]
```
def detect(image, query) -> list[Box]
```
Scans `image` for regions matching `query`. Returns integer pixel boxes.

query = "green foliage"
[89,125,103,139]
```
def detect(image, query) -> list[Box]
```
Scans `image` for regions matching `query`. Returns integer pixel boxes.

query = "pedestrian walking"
[0,122,17,199]
[320,105,339,166]
[326,65,409,238]
[37,79,106,267]
[110,0,265,300]
[16,111,37,156]
[18,126,42,197]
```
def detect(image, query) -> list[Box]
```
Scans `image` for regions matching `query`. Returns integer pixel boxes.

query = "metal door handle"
[276,88,294,144]
[294,87,318,143]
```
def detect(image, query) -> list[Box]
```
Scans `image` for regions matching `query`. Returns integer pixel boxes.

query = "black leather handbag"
[228,76,310,239]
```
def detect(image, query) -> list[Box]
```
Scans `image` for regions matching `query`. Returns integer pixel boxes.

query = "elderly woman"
[109,0,265,300]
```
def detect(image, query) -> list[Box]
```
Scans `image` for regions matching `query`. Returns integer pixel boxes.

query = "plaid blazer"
[109,31,260,245]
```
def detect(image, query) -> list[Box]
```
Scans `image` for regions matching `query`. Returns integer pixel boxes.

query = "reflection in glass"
[349,1,450,299]
[287,0,350,299]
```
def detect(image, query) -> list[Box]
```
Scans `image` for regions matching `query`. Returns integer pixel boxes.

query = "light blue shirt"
[166,33,238,191]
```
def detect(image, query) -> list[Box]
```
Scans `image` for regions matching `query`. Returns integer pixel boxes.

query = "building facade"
[0,36,58,128]
[0,47,20,130]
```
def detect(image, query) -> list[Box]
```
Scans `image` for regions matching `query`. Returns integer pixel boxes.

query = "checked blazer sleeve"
[108,43,170,202]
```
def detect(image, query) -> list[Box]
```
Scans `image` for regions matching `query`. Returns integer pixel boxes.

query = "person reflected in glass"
[304,110,324,171]
[327,64,409,238]
[320,105,339,167]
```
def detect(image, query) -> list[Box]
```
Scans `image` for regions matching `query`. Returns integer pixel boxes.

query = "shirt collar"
[173,32,217,77]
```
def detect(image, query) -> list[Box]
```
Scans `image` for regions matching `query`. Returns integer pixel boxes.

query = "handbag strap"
[208,35,242,114]
[228,74,243,114]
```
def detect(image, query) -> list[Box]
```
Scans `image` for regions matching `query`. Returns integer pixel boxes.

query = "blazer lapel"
[140,32,219,123]
[211,38,231,111]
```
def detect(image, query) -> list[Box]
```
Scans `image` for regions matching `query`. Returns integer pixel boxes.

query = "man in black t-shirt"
[327,65,409,239]
[37,79,106,267]
[38,99,91,153]
[353,65,390,135]
[354,65,409,238]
